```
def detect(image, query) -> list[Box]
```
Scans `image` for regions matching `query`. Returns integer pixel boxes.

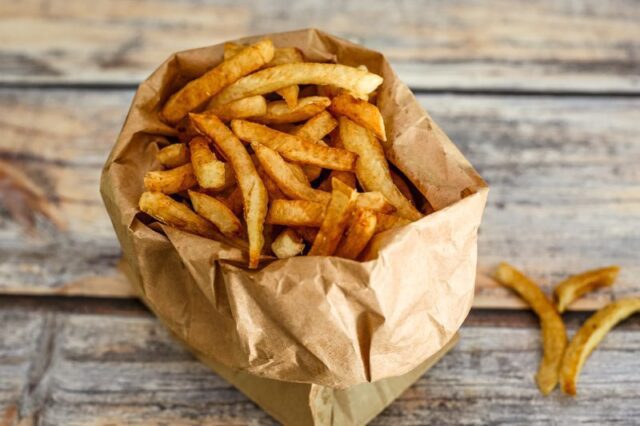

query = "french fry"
[271,228,306,259]
[206,95,267,121]
[277,85,300,109]
[375,213,411,233]
[188,190,242,238]
[256,162,286,200]
[330,91,386,141]
[390,170,414,205]
[162,39,274,125]
[256,96,331,125]
[266,199,325,227]
[318,171,357,192]
[355,192,395,214]
[144,163,197,194]
[554,266,620,313]
[339,117,421,220]
[560,298,640,395]
[495,263,568,395]
[335,207,377,260]
[252,142,331,204]
[293,111,338,141]
[189,136,228,190]
[231,120,356,171]
[189,113,268,269]
[139,191,217,238]
[309,179,357,256]
[218,185,243,217]
[295,226,318,244]
[157,143,190,168]
[209,63,383,107]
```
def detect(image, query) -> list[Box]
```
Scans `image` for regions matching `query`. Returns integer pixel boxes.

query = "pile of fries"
[139,39,426,269]
[495,263,640,396]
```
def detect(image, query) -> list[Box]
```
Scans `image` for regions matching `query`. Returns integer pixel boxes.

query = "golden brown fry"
[560,298,640,396]
[157,143,190,168]
[190,113,268,269]
[256,96,331,124]
[330,91,386,141]
[217,185,243,217]
[374,213,411,234]
[554,266,620,313]
[495,263,567,395]
[318,171,357,192]
[252,142,330,204]
[209,63,383,107]
[188,190,242,238]
[139,191,217,238]
[256,163,286,200]
[231,119,356,171]
[308,179,357,256]
[335,208,377,260]
[277,85,299,109]
[355,192,395,214]
[162,39,274,125]
[266,199,325,227]
[144,163,197,194]
[390,170,414,205]
[206,95,267,121]
[293,111,338,141]
[189,136,228,190]
[339,117,421,220]
[271,228,306,259]
[295,226,318,244]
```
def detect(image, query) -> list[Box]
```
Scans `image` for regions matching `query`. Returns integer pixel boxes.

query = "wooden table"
[1,1,639,424]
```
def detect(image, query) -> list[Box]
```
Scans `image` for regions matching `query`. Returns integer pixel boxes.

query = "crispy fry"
[266,199,325,227]
[256,96,331,125]
[162,39,274,125]
[495,263,568,395]
[330,91,386,141]
[256,162,286,199]
[209,63,383,107]
[293,111,338,141]
[139,191,217,238]
[271,228,306,259]
[560,298,640,395]
[206,95,267,121]
[355,192,395,214]
[189,136,228,190]
[277,85,299,109]
[157,143,190,168]
[217,185,243,217]
[339,117,421,220]
[231,120,356,171]
[309,179,357,256]
[190,113,268,268]
[390,170,414,205]
[295,226,318,244]
[144,163,197,194]
[335,208,377,260]
[252,142,330,204]
[318,171,357,192]
[374,213,411,233]
[188,190,242,238]
[554,266,620,313]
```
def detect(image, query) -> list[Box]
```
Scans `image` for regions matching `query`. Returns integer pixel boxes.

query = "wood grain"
[1,307,638,425]
[1,89,639,309]
[1,0,639,92]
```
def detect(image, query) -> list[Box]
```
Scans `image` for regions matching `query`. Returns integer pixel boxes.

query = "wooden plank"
[1,0,640,92]
[1,88,639,309]
[1,308,638,424]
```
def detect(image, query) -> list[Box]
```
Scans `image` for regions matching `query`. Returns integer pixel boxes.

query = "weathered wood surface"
[1,305,639,425]
[2,0,640,92]
[1,89,639,308]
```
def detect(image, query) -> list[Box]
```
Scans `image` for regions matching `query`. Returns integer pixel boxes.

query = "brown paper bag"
[101,28,487,422]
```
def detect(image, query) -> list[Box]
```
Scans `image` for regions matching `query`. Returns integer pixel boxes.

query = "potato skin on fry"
[330,91,386,141]
[495,262,567,395]
[144,163,197,194]
[554,266,620,313]
[139,191,218,238]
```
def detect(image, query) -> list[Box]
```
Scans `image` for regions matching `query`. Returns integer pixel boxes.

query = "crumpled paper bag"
[100,29,487,394]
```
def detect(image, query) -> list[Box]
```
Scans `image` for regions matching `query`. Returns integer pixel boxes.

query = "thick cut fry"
[295,226,318,244]
[271,228,305,259]
[318,171,357,192]
[339,117,421,220]
[554,266,620,313]
[495,263,567,395]
[560,298,640,395]
[252,142,330,204]
[309,179,357,256]
[157,143,190,168]
[266,199,325,227]
[209,63,383,107]
[144,163,197,194]
[293,111,338,141]
[335,208,377,260]
[206,95,267,121]
[190,113,268,269]
[189,136,227,189]
[355,192,395,214]
[231,120,356,171]
[188,190,242,238]
[277,85,299,109]
[390,170,414,205]
[162,39,274,124]
[256,163,286,200]
[256,96,331,124]
[218,185,243,217]
[139,191,217,238]
[375,213,411,234]
[330,91,386,141]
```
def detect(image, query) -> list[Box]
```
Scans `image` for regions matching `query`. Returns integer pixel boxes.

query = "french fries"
[292,111,338,181]
[144,163,197,194]
[157,143,190,168]
[554,266,620,313]
[390,170,414,205]
[560,298,640,395]
[335,208,377,260]
[139,191,217,239]
[339,117,421,221]
[266,199,325,227]
[271,228,306,259]
[309,179,357,256]
[206,95,267,121]
[330,91,386,141]
[162,39,274,124]
[188,190,242,238]
[189,136,228,190]
[256,96,331,124]
[218,185,243,217]
[495,262,567,395]
[375,212,411,234]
